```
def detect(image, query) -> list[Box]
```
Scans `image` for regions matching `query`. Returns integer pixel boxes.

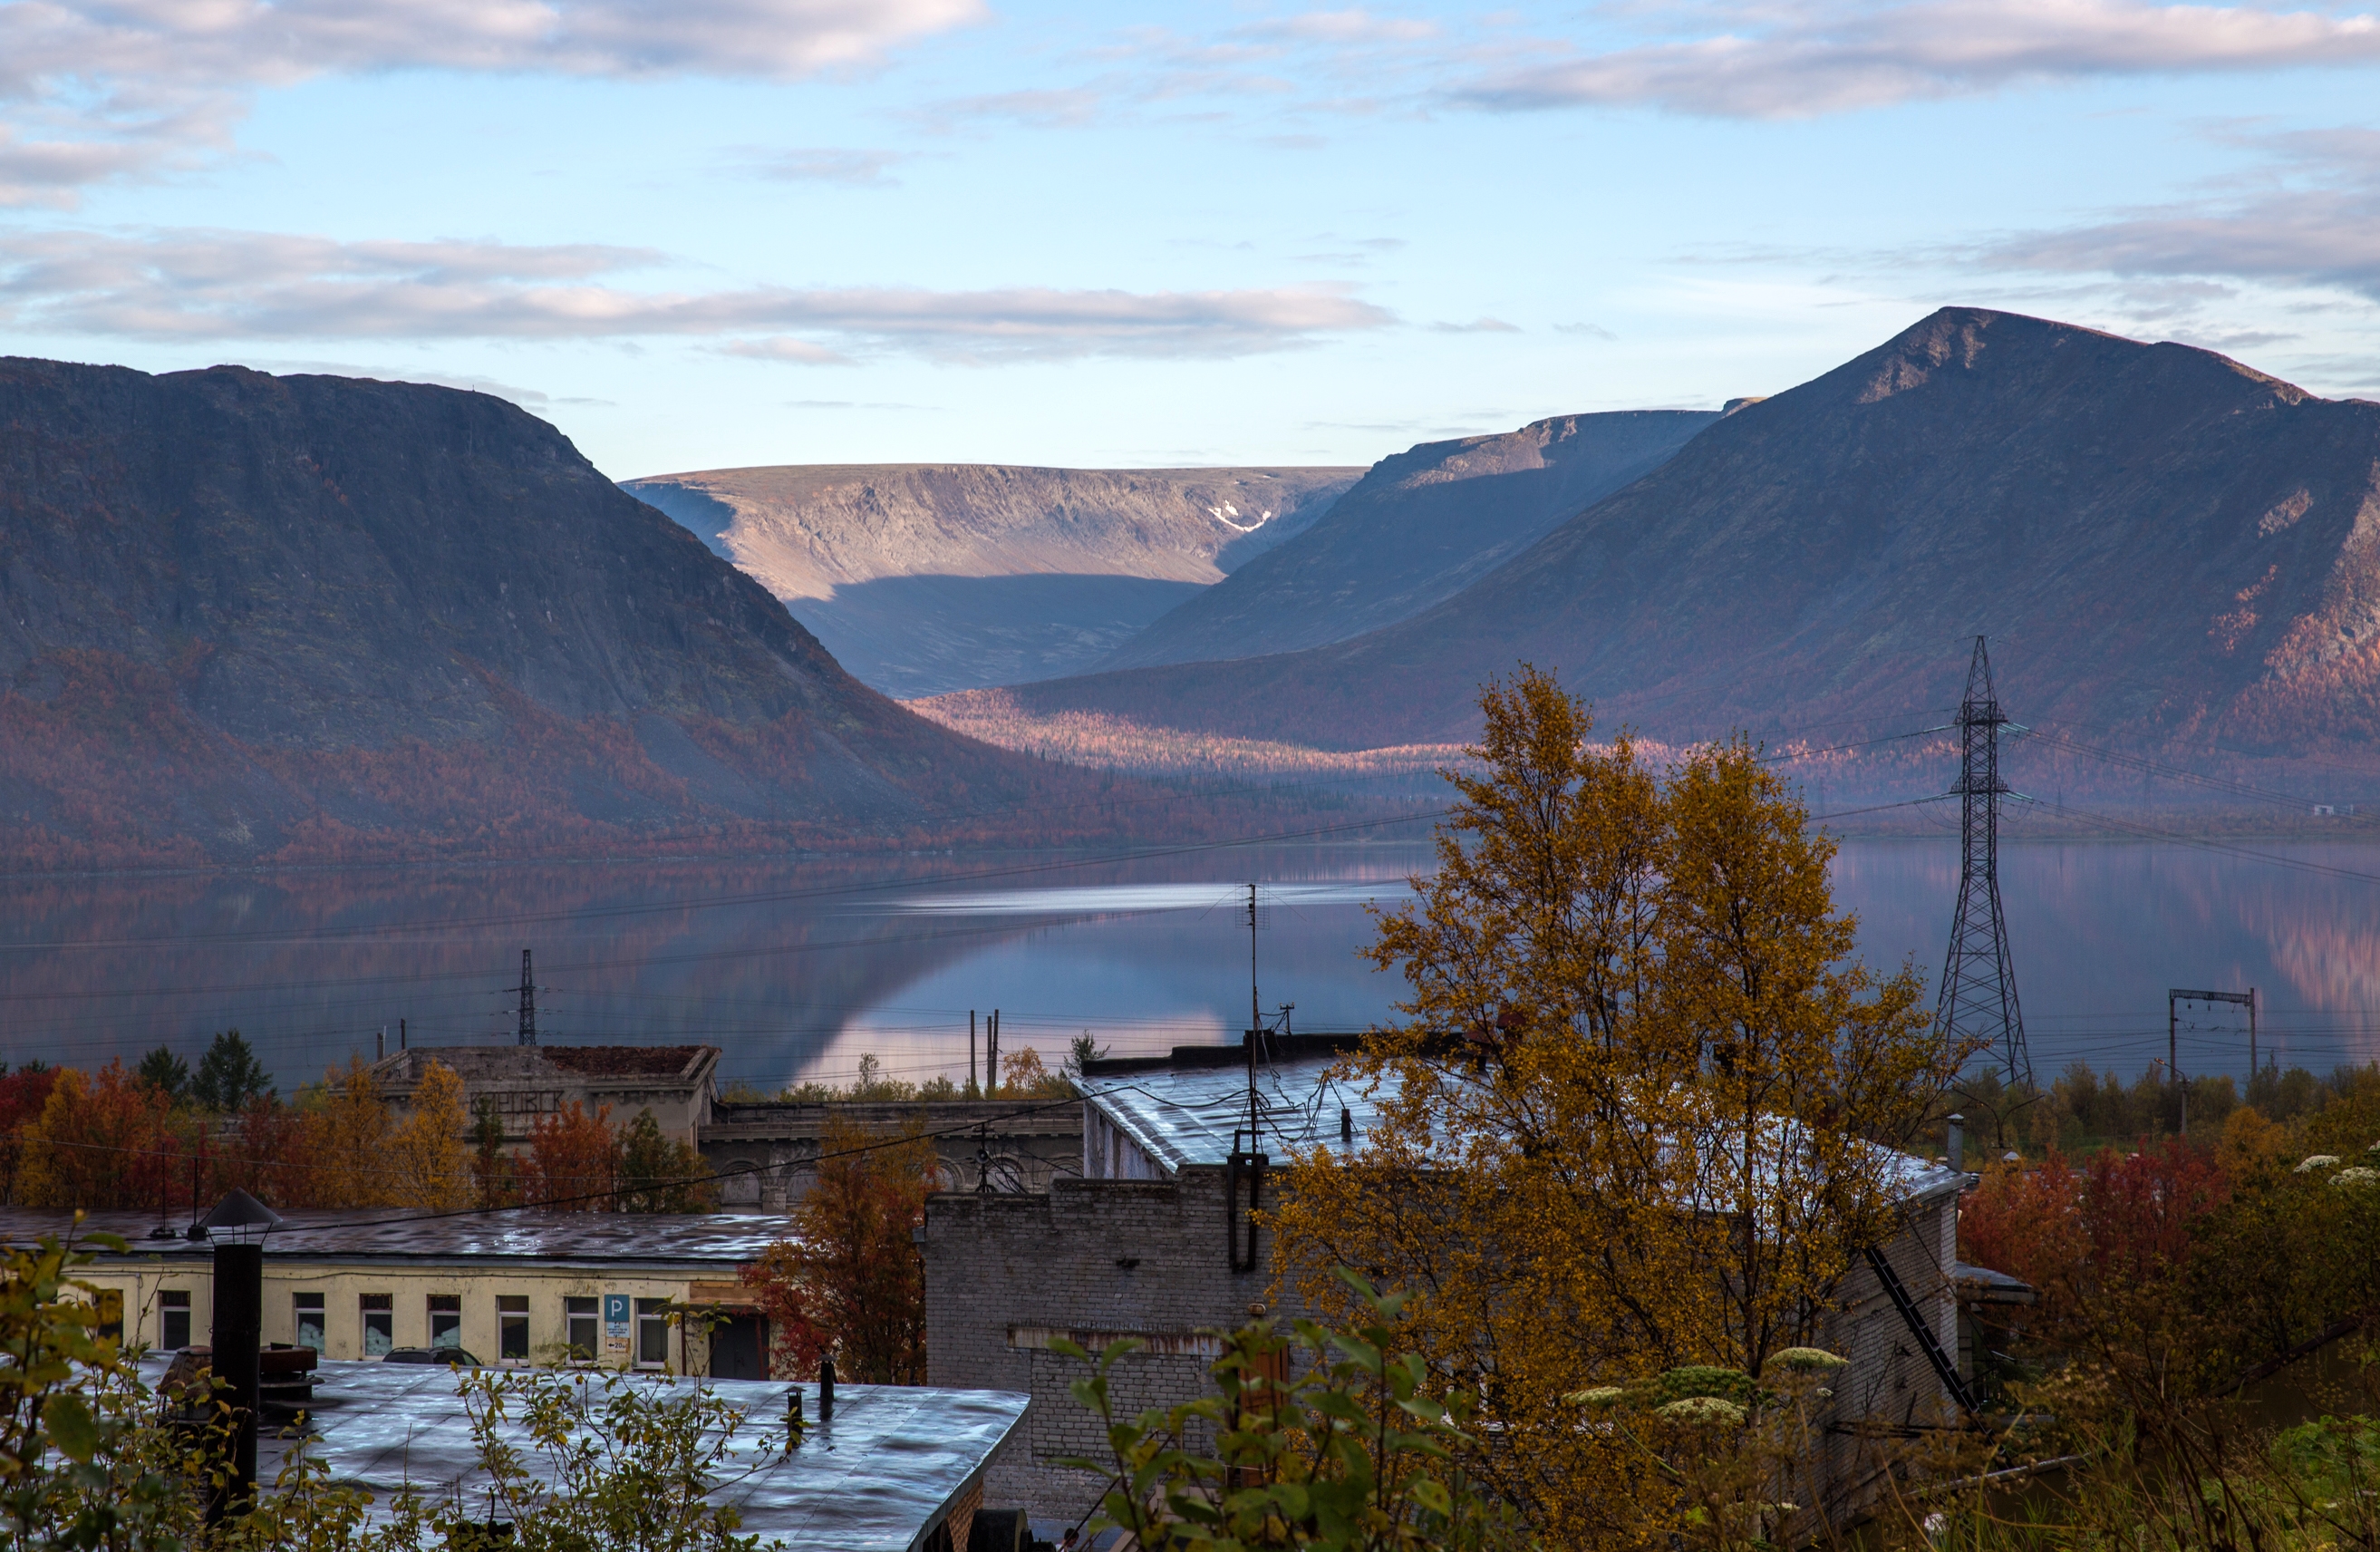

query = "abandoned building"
[368,1043,721,1148]
[700,1096,1083,1208]
[366,1043,1082,1210]
[924,1032,2011,1525]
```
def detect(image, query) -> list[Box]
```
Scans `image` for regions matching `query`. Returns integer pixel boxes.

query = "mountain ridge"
[935,309,2380,761]
[0,358,1137,868]
[1094,409,1719,671]
[623,461,1358,696]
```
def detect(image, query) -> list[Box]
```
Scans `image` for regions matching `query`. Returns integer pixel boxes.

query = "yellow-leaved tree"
[386,1059,471,1210]
[1270,666,1969,1547]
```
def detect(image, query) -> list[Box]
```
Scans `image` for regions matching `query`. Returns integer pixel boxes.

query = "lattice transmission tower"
[1937,637,2034,1088]
[517,948,538,1047]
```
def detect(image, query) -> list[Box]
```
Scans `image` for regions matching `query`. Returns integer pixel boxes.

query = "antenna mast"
[1937,638,2032,1088]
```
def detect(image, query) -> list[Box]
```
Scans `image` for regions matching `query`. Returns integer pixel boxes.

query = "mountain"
[622,463,1359,698]
[1093,410,1718,672]
[932,309,2380,764]
[0,358,1129,868]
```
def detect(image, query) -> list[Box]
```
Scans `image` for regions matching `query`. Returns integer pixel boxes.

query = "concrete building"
[7,1208,785,1379]
[366,1044,721,1148]
[701,1098,1083,1209]
[925,1033,1984,1525]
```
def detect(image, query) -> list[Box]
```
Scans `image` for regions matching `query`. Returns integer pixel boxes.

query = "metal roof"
[1079,1052,1969,1204]
[146,1356,1023,1551]
[1080,1053,1386,1175]
[0,1209,791,1267]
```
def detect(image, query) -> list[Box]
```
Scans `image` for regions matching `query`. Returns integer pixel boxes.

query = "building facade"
[10,1209,784,1379]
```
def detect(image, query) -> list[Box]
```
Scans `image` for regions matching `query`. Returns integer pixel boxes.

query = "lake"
[2,837,2374,1094]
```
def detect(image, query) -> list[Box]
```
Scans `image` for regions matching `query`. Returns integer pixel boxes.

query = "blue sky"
[3,0,2377,479]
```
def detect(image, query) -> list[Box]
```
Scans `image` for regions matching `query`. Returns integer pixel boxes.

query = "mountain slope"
[0,358,1115,868]
[940,309,2380,759]
[622,463,1359,697]
[1094,410,1718,672]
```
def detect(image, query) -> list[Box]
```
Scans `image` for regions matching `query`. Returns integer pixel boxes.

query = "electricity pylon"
[1937,637,2033,1089]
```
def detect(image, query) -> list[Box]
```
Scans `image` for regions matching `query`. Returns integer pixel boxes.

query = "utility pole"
[1247,883,1262,1044]
[1937,637,2034,1091]
[969,1010,977,1096]
[2168,987,2256,1134]
[517,949,537,1047]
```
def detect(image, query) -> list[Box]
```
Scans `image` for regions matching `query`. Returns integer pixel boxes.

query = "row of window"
[151,1291,673,1365]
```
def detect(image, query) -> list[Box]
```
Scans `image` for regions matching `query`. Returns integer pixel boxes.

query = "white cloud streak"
[0,228,1398,360]
[1980,130,2380,303]
[0,0,982,202]
[1460,0,2380,118]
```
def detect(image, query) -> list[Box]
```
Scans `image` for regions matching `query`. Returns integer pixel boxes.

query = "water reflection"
[0,839,2374,1095]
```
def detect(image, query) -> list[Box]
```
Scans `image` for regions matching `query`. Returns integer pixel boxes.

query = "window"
[361,1294,393,1357]
[498,1295,529,1363]
[566,1297,598,1363]
[160,1290,191,1352]
[429,1294,461,1350]
[294,1292,325,1353]
[634,1298,671,1369]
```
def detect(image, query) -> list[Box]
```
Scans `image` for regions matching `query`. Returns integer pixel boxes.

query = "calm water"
[1,839,2374,1093]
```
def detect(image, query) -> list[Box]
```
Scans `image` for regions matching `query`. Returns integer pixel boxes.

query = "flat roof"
[0,1209,790,1267]
[147,1357,1023,1551]
[1079,1048,1969,1203]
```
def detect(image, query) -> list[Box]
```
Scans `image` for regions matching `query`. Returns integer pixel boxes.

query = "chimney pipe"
[1947,1114,1965,1174]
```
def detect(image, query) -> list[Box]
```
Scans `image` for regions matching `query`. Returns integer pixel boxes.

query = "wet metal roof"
[1079,1048,1969,1204]
[1079,1052,1386,1175]
[144,1357,1023,1551]
[0,1209,790,1268]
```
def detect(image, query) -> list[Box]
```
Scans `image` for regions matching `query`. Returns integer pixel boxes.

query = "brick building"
[701,1098,1083,1209]
[925,1033,1988,1526]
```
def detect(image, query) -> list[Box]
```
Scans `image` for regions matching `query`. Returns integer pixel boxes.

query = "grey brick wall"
[924,1166,1292,1523]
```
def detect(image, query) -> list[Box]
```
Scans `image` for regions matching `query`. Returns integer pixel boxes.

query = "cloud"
[1431,316,1523,332]
[1458,0,2380,119]
[910,87,1107,131]
[738,146,906,186]
[719,335,857,364]
[1978,129,2380,303]
[1236,9,1439,44]
[1556,321,1619,339]
[0,228,1398,361]
[0,0,982,202]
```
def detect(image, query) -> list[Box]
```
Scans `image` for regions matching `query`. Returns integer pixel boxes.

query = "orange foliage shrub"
[740,1115,934,1383]
[1960,1138,2230,1304]
[522,1101,616,1210]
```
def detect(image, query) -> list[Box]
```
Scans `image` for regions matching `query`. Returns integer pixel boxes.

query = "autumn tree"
[471,1095,518,1209]
[0,1065,59,1203]
[614,1109,719,1214]
[998,1046,1074,1100]
[1271,665,1961,1546]
[524,1101,615,1210]
[306,1057,394,1208]
[386,1060,470,1210]
[740,1114,934,1382]
[15,1062,180,1212]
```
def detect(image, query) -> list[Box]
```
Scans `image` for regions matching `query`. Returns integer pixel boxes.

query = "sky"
[2,1,2377,480]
